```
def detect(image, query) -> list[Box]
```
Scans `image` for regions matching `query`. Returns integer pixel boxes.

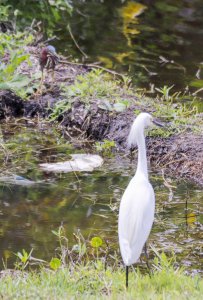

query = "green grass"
[1,230,202,299]
[0,263,202,299]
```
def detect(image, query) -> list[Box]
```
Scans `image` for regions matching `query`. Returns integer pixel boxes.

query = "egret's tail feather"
[121,239,132,266]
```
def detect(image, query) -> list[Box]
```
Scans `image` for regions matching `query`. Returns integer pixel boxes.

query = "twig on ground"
[192,87,203,95]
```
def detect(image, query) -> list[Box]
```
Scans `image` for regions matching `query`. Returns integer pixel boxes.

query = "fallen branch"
[58,59,126,80]
[67,24,88,59]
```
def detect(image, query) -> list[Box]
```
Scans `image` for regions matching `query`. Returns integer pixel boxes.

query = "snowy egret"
[118,112,162,288]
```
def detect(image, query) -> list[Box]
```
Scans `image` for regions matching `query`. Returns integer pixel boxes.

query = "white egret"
[118,112,161,288]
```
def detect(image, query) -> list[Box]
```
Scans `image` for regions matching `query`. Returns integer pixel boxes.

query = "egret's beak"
[152,118,164,127]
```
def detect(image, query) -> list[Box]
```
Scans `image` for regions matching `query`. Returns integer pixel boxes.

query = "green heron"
[39,45,59,91]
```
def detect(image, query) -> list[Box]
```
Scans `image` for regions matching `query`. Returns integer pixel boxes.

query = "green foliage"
[190,79,203,88]
[16,249,29,264]
[15,249,33,270]
[5,0,72,36]
[52,226,88,263]
[0,51,31,92]
[61,69,119,101]
[124,85,203,138]
[155,85,180,101]
[146,97,202,137]
[48,0,72,12]
[49,257,61,270]
[121,75,132,89]
[90,236,103,248]
[45,0,73,35]
[50,69,131,120]
[0,32,37,98]
[49,98,73,121]
[95,139,116,156]
[0,31,34,55]
[113,101,129,112]
[155,2,179,13]
[151,246,176,271]
[0,1,11,21]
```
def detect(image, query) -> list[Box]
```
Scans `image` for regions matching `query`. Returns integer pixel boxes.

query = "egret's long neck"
[136,130,148,179]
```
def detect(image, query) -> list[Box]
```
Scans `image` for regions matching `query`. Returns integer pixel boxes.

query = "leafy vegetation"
[149,99,201,137]
[0,1,12,22]
[95,139,116,156]
[49,69,131,120]
[4,0,72,36]
[0,50,31,96]
[60,69,131,105]
[15,249,33,270]
[0,29,38,98]
[0,31,34,55]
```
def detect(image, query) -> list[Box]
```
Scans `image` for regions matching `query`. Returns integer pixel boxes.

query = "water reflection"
[0,121,202,274]
[8,0,203,106]
[61,0,203,97]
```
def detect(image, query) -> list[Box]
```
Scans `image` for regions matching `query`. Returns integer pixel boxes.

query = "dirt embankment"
[0,50,202,186]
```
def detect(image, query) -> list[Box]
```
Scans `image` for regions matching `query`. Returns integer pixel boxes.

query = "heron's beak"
[152,118,164,127]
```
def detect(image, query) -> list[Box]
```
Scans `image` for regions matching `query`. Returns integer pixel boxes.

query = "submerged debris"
[39,154,103,173]
[0,175,36,186]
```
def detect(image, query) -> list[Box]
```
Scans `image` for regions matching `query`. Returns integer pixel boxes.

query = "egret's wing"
[118,178,155,265]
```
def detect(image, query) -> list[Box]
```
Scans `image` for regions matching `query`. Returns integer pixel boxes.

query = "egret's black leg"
[144,243,151,271]
[126,266,129,288]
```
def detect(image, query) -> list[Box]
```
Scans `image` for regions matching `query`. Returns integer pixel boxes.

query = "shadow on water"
[0,120,202,274]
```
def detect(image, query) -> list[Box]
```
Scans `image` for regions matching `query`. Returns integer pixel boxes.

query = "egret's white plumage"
[118,112,155,270]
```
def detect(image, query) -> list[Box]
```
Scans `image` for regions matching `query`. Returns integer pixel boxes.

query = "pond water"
[63,0,203,97]
[10,0,203,109]
[0,120,202,274]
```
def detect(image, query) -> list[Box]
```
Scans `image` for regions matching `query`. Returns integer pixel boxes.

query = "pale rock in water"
[0,175,36,186]
[39,154,103,173]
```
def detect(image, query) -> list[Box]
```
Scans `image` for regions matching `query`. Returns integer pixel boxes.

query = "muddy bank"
[0,88,202,187]
[148,134,203,187]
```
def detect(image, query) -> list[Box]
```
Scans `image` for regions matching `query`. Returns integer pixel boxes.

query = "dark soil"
[0,90,24,119]
[0,51,202,187]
